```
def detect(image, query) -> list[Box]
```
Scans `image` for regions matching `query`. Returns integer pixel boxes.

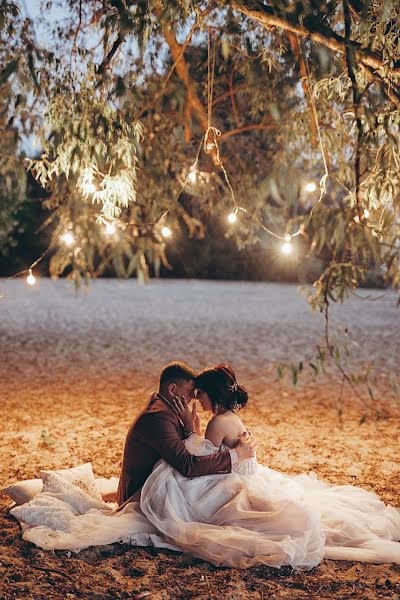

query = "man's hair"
[159,361,197,388]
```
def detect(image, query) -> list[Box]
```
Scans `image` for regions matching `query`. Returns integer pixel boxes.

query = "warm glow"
[61,232,74,246]
[27,270,36,286]
[305,182,317,192]
[161,226,172,238]
[281,242,292,255]
[105,221,116,235]
[228,212,237,224]
[188,170,197,183]
[363,209,370,219]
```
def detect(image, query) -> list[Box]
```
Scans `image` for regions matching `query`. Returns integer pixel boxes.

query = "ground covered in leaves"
[1,279,400,599]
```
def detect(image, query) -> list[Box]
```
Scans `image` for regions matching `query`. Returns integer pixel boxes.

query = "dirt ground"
[1,279,400,599]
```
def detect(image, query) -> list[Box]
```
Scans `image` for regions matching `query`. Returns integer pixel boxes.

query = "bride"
[12,364,400,569]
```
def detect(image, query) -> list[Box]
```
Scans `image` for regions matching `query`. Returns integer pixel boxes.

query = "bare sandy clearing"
[1,279,399,599]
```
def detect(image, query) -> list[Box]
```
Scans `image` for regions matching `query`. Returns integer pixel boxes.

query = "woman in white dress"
[139,364,400,568]
[12,364,400,569]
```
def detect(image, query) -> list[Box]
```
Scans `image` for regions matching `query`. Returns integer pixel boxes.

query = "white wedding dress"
[11,435,400,569]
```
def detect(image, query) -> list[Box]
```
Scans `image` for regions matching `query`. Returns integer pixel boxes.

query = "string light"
[26,269,36,286]
[16,31,331,289]
[227,209,238,224]
[281,242,293,255]
[161,226,172,238]
[363,209,370,219]
[188,169,197,183]
[61,232,74,246]
[305,182,317,192]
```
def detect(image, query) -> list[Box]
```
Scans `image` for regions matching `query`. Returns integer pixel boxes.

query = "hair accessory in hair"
[229,382,238,392]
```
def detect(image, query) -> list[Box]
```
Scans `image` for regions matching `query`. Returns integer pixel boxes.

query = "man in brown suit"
[117,361,254,505]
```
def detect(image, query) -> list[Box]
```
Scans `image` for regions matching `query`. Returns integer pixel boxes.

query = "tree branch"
[225,1,400,81]
[212,84,248,106]
[97,32,123,76]
[229,68,241,127]
[159,12,221,166]
[343,0,362,217]
[219,121,275,140]
[286,32,317,147]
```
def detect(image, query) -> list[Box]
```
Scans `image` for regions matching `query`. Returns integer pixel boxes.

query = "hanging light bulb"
[105,221,116,235]
[61,232,75,246]
[363,209,370,219]
[227,208,238,224]
[26,269,36,286]
[305,182,317,193]
[284,233,292,242]
[161,226,172,238]
[188,166,197,183]
[281,241,293,255]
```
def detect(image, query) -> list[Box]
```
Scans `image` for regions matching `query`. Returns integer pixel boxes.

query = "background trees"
[1,0,399,300]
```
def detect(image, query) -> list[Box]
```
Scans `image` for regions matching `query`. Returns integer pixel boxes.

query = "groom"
[117,361,255,505]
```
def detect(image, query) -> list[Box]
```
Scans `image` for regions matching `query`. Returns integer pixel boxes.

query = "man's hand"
[172,394,194,431]
[235,431,256,461]
[192,401,201,435]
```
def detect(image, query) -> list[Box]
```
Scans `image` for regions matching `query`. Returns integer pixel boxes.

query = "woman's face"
[196,389,213,412]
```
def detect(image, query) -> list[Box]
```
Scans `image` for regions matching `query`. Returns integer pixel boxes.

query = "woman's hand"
[235,431,257,460]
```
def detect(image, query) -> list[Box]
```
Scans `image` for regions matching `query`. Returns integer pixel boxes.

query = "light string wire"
[14,23,330,282]
[299,38,329,221]
[203,31,303,241]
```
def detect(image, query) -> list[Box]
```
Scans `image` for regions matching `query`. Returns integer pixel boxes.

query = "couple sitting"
[117,361,255,507]
[10,361,400,569]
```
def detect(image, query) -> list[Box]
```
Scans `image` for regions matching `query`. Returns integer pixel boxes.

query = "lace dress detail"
[220,443,258,476]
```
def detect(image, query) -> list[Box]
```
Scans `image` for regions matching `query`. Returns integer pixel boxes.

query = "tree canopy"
[1,0,399,303]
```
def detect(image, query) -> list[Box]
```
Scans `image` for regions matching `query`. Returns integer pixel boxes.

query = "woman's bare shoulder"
[207,412,244,431]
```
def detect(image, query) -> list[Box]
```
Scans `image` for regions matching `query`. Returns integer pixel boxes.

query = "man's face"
[174,379,196,403]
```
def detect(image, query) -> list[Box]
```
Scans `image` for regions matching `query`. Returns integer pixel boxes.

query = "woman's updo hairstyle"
[195,363,248,412]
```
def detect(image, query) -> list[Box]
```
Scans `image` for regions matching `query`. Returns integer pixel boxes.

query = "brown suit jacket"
[117,393,232,505]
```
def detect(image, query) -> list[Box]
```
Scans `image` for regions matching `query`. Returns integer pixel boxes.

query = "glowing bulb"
[354,215,360,223]
[228,211,238,224]
[205,142,215,152]
[284,233,292,242]
[161,226,172,238]
[27,270,36,286]
[363,209,370,219]
[305,182,317,192]
[61,232,74,246]
[188,170,197,183]
[281,242,292,255]
[105,222,116,235]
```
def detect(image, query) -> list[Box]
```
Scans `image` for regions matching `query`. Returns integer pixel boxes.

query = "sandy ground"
[1,278,400,599]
